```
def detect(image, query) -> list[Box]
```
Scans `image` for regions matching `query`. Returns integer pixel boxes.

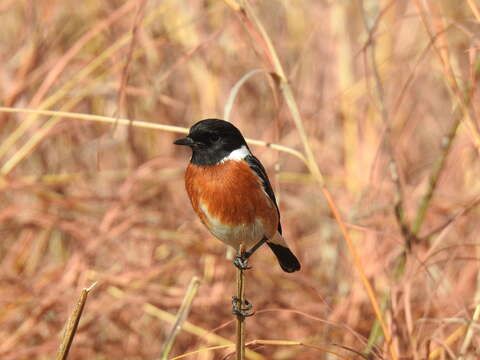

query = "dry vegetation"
[1,0,480,359]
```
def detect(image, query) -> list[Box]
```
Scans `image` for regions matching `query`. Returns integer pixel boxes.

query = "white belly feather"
[199,202,265,249]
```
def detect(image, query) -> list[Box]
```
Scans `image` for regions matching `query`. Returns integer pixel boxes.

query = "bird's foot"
[232,296,254,317]
[233,255,252,271]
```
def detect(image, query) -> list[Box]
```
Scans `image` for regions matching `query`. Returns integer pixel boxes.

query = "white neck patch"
[220,145,250,163]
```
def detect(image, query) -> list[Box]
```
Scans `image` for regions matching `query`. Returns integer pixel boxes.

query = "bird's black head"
[174,119,249,166]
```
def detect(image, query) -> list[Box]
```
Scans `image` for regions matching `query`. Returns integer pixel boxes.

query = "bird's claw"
[234,255,252,270]
[232,296,254,317]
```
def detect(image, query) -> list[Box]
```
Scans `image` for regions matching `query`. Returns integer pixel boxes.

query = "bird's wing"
[245,155,282,234]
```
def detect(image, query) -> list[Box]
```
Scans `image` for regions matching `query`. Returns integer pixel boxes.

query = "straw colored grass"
[1,0,479,359]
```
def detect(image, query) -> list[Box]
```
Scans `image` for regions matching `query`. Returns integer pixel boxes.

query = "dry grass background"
[1,0,479,359]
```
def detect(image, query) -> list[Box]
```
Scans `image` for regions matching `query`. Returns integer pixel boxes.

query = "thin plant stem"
[0,2,171,161]
[411,117,461,235]
[160,276,201,360]
[236,244,246,360]
[170,339,350,360]
[458,303,480,360]
[0,107,308,174]
[359,0,410,248]
[143,301,265,360]
[55,282,96,360]
[223,69,268,122]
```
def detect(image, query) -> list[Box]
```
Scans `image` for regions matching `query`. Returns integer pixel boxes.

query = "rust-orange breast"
[185,160,278,240]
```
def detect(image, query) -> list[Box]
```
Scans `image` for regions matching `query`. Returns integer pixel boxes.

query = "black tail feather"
[267,243,301,273]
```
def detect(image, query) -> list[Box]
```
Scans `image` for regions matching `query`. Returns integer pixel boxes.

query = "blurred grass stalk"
[360,0,477,356]
[364,0,478,357]
[160,276,200,360]
[0,1,171,174]
[332,1,359,194]
[0,106,307,181]
[413,3,480,359]
[359,0,407,355]
[414,0,480,149]
[143,301,265,360]
[169,340,349,360]
[55,282,96,360]
[411,0,476,237]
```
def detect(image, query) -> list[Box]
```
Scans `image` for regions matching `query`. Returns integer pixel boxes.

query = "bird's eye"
[209,133,220,142]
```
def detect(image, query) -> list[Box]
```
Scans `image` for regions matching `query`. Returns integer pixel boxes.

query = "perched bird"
[174,119,300,273]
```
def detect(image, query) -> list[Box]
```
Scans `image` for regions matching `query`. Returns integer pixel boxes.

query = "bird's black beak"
[173,136,194,146]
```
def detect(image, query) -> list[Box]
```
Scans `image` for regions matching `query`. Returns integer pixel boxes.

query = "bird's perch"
[235,244,247,360]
